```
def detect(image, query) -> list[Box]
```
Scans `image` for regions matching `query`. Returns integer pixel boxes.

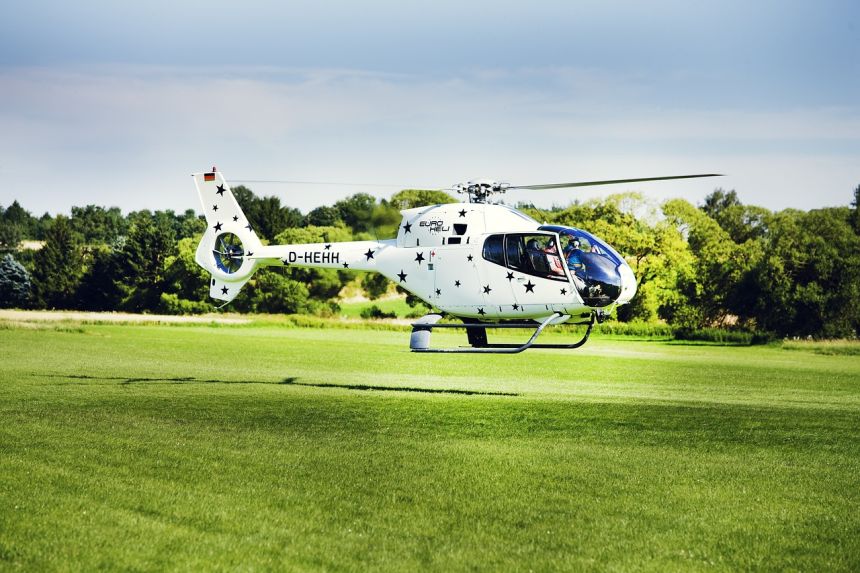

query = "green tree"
[158,236,211,314]
[275,226,352,301]
[388,189,457,210]
[232,186,303,242]
[306,206,342,227]
[0,254,32,308]
[116,212,176,312]
[851,183,860,234]
[335,193,377,233]
[76,244,124,311]
[31,216,85,309]
[701,189,770,243]
[70,205,128,244]
[0,223,23,251]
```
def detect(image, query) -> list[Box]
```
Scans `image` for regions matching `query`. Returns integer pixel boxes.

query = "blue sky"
[1,0,858,215]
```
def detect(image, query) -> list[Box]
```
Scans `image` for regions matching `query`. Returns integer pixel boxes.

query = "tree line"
[1,184,859,338]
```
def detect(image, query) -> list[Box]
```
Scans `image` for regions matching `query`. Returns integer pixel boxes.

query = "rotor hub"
[454,180,510,203]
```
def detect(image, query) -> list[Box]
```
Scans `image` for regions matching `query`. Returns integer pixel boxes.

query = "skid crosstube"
[409,312,595,354]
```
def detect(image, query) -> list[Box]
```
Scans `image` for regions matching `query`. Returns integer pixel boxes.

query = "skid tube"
[409,312,596,354]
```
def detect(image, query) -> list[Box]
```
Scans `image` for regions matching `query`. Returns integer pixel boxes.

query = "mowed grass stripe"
[1,324,859,571]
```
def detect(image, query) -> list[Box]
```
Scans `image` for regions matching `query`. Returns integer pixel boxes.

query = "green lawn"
[1,320,859,571]
[337,297,414,319]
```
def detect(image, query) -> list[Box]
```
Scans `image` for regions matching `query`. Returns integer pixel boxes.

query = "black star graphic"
[245,224,253,232]
[459,209,467,217]
[435,288,441,296]
[221,286,229,295]
[512,303,519,310]
[213,222,222,231]
[216,185,226,196]
[343,262,350,268]
[364,249,375,261]
[560,288,567,295]
[325,244,331,250]
[483,285,492,294]
[232,215,239,222]
[281,259,290,266]
[246,251,253,257]
[454,280,461,287]
[477,307,486,316]
[506,272,514,281]
[397,270,407,282]
[402,221,412,233]
[212,204,218,211]
[415,252,425,264]
[467,254,473,262]
[524,280,535,293]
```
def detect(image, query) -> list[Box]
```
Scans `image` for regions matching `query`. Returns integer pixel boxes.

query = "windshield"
[538,225,624,307]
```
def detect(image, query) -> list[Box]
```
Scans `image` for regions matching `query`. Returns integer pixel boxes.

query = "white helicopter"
[192,169,720,353]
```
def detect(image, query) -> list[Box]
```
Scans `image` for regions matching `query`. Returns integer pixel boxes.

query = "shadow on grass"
[44,374,517,396]
[46,374,290,385]
[280,379,519,397]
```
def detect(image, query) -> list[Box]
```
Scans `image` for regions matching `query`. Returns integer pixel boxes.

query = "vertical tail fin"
[192,170,263,303]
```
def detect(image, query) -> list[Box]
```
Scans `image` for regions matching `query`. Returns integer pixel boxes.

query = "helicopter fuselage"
[251,202,637,322]
[192,172,637,324]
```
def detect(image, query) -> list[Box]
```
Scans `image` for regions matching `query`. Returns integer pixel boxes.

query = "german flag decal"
[204,172,216,182]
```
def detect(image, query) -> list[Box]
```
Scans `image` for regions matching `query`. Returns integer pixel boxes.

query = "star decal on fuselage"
[415,252,425,264]
[467,254,473,262]
[212,204,218,211]
[233,215,239,222]
[560,288,567,295]
[364,249,375,261]
[213,222,222,231]
[454,280,461,287]
[402,222,412,233]
[435,288,441,296]
[397,270,407,282]
[221,286,229,295]
[343,262,349,268]
[216,185,226,196]
[483,285,492,294]
[506,272,514,281]
[325,244,331,250]
[477,307,486,315]
[524,281,535,293]
[512,303,519,310]
[459,209,467,217]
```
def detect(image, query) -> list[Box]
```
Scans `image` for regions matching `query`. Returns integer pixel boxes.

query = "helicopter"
[192,169,720,353]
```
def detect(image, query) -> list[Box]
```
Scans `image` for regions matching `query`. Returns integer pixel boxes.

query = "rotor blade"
[229,179,441,189]
[509,174,723,190]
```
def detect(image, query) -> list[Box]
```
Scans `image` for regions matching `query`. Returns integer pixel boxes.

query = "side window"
[482,234,505,266]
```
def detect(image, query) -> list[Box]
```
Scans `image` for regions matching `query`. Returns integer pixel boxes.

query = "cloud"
[0,65,858,214]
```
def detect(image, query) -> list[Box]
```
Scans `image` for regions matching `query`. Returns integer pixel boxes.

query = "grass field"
[1,318,859,571]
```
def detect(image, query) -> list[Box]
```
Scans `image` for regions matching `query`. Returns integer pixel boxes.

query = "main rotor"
[452,173,723,204]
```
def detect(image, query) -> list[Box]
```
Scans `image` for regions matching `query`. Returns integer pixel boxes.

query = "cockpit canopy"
[538,225,625,307]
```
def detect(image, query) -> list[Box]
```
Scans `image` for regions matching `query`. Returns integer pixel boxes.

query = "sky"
[1,0,858,216]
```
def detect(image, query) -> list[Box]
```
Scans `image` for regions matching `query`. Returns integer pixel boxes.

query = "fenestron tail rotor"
[212,232,245,274]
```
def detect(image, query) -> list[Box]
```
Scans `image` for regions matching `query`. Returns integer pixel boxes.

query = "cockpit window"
[538,225,625,307]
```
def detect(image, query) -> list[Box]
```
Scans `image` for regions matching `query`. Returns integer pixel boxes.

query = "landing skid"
[410,312,596,354]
